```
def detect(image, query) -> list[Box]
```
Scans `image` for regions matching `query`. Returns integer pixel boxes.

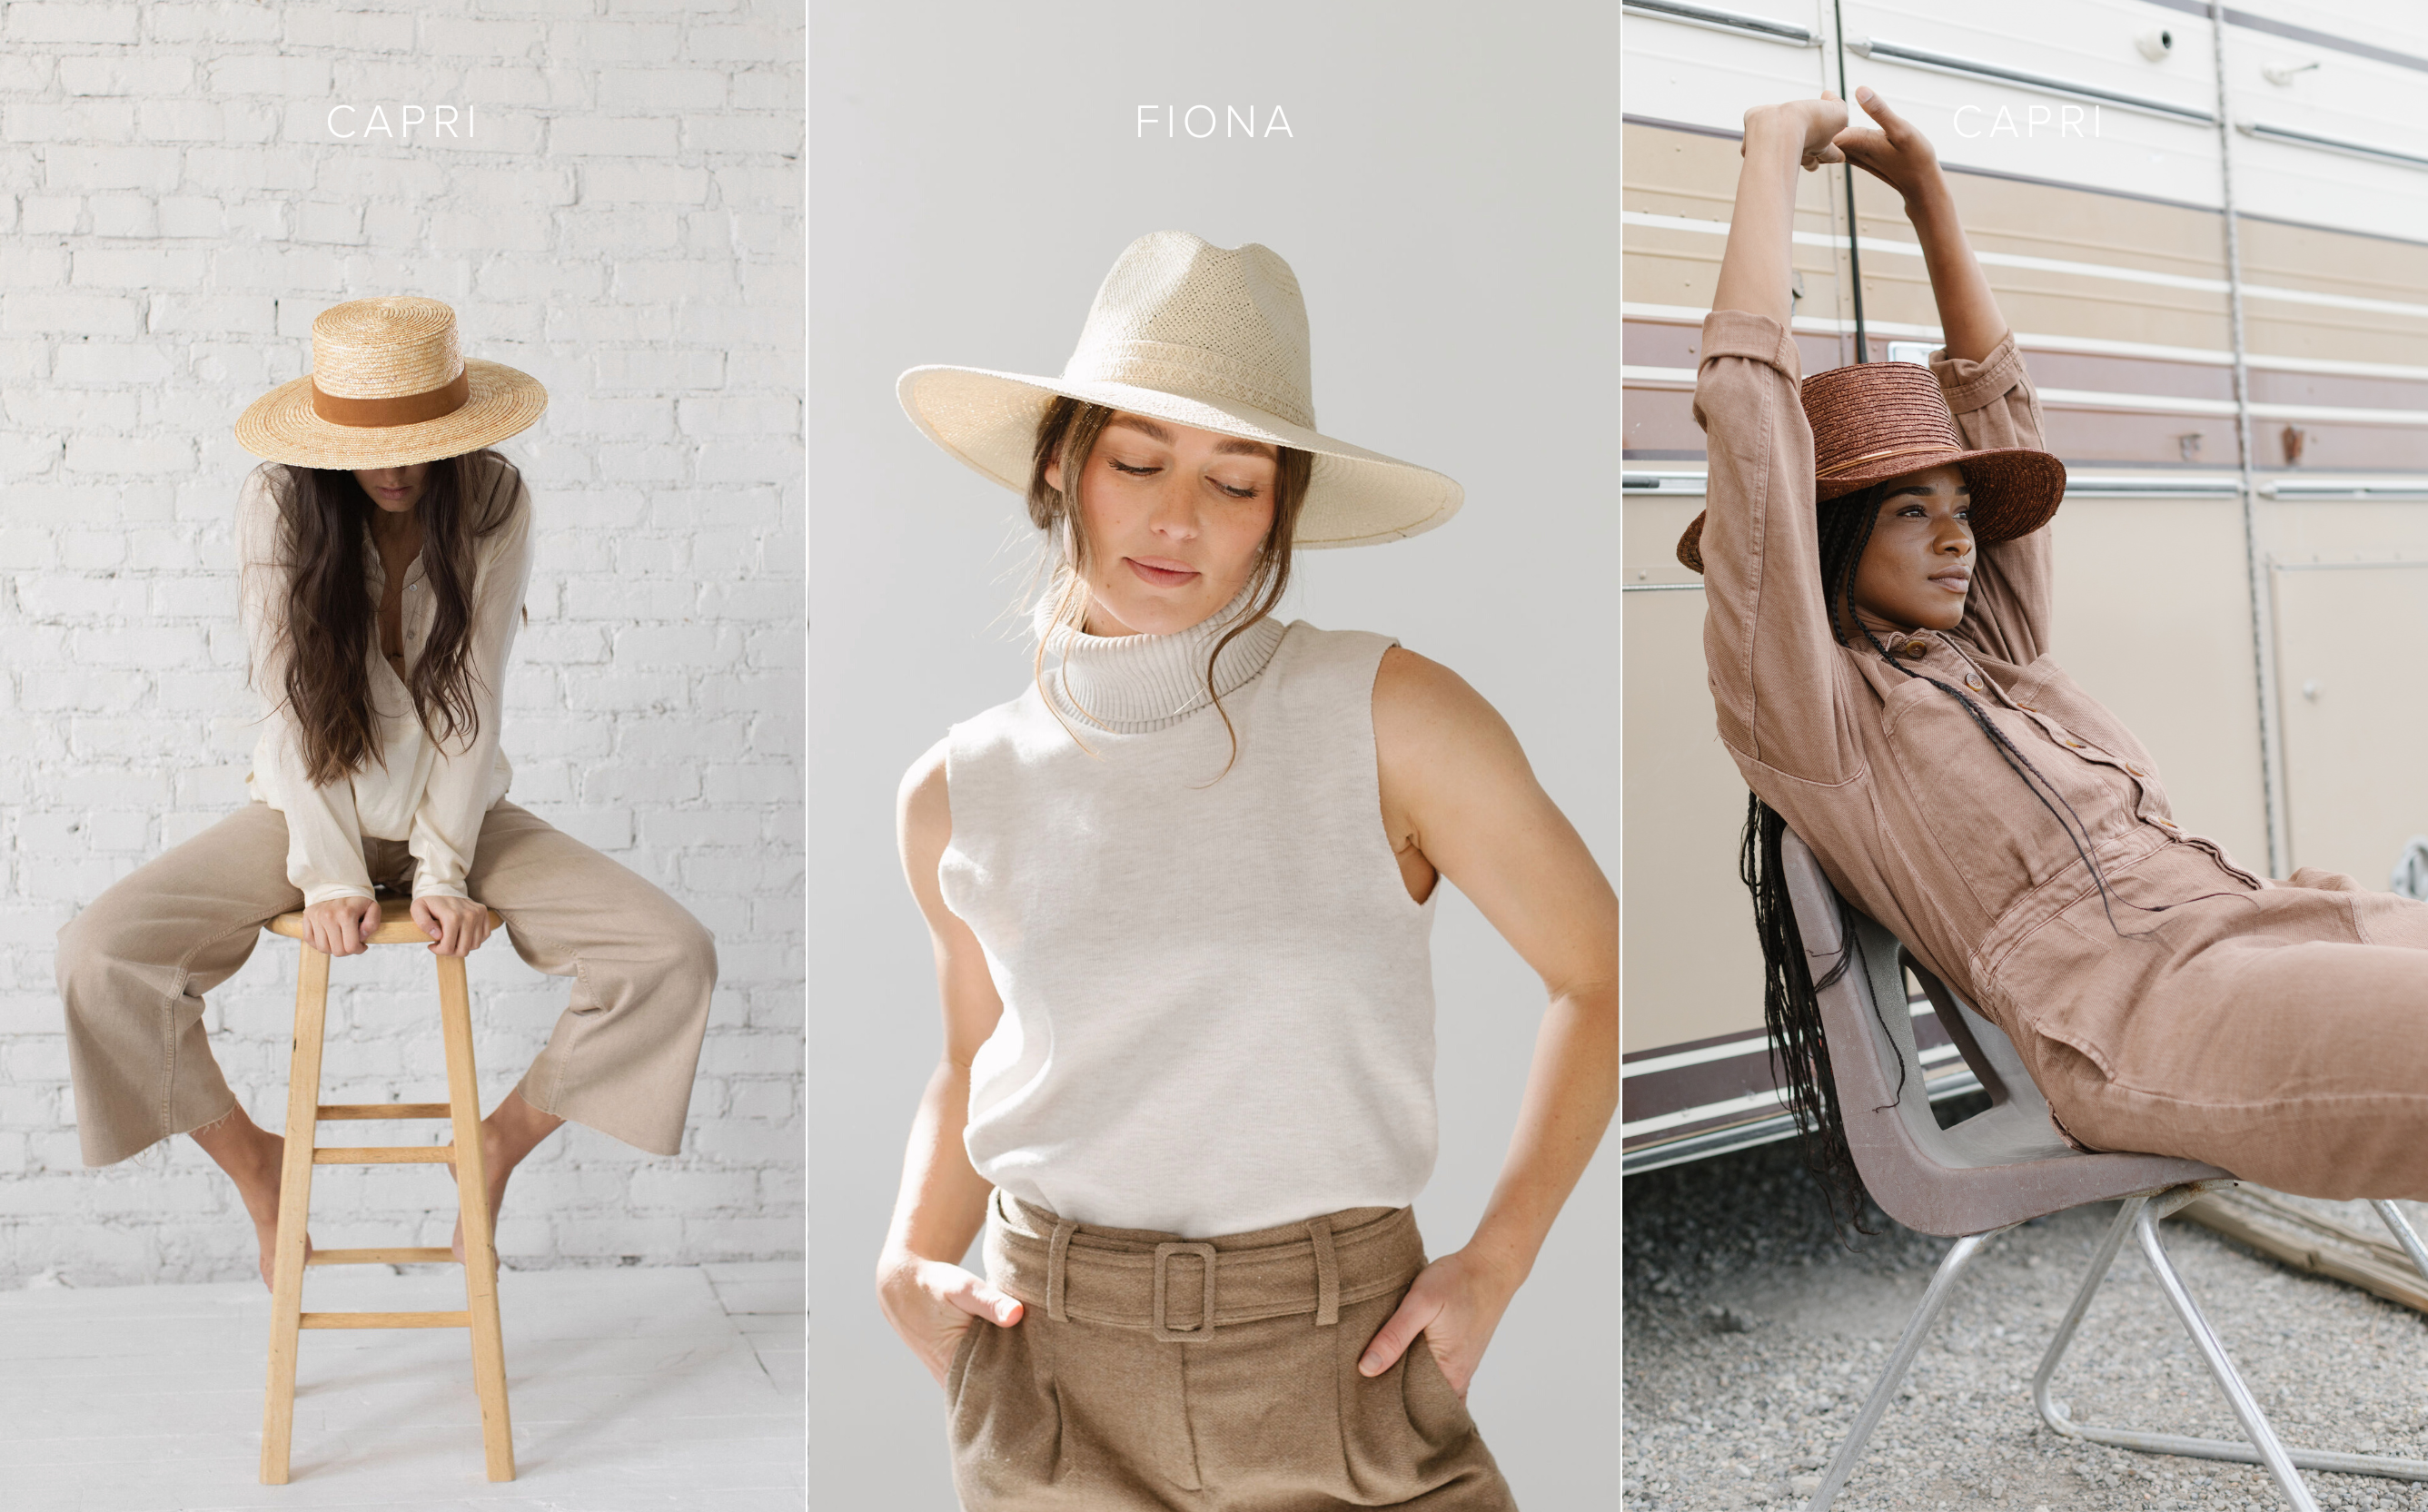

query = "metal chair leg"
[1804,1228,2005,1512]
[2133,1197,2320,1509]
[2034,1184,2428,1507]
[2370,1200,2428,1288]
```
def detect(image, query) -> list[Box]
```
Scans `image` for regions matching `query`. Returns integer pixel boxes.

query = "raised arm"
[1354,648,1616,1398]
[1835,86,2007,362]
[1838,86,2054,660]
[875,740,1024,1388]
[1695,95,1865,783]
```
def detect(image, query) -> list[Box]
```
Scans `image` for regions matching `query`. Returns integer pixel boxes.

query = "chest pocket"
[1878,672,2142,914]
[2008,657,2175,820]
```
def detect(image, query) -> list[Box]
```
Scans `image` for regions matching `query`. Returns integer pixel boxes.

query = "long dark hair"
[1744,476,2169,1235]
[1026,396,1314,767]
[260,450,518,786]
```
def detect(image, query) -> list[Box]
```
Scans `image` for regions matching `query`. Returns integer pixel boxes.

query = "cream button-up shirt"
[236,460,531,905]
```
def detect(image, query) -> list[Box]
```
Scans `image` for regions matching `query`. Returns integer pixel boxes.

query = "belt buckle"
[1150,1241,1218,1343]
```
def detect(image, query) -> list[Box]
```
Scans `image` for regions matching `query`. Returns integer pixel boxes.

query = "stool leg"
[439,953,516,1482]
[260,943,330,1485]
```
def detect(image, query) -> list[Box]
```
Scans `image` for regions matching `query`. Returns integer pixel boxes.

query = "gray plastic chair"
[1779,825,2428,1512]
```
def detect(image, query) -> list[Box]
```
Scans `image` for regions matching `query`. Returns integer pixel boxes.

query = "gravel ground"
[1624,1116,2428,1511]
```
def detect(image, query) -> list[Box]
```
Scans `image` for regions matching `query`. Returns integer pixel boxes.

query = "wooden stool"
[258,904,515,1484]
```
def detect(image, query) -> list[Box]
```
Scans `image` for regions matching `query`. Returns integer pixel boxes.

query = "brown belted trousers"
[946,1191,1518,1510]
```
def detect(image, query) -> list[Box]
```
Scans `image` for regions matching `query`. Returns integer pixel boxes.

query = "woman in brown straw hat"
[55,297,717,1284]
[876,231,1616,1507]
[1693,88,2428,1229]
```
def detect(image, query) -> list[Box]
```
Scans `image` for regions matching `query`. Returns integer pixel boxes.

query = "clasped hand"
[1747,86,1946,203]
[299,893,494,957]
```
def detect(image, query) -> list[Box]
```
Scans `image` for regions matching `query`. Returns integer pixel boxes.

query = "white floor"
[1,1260,806,1512]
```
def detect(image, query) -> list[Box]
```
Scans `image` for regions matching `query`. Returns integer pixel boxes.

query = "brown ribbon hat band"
[310,368,473,429]
[234,296,547,470]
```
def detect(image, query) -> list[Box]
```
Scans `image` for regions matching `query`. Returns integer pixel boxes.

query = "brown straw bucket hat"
[234,297,547,469]
[1674,358,2065,573]
[897,230,1462,549]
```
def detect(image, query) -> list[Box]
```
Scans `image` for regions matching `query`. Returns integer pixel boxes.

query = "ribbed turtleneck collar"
[1037,586,1290,734]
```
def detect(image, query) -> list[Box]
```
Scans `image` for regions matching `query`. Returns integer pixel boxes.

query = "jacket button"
[2126,763,2143,776]
[1964,673,1985,692]
[1902,640,1928,657]
[2064,738,2085,748]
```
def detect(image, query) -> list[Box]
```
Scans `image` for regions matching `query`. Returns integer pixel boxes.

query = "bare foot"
[447,1090,564,1267]
[189,1106,313,1289]
[449,1121,512,1267]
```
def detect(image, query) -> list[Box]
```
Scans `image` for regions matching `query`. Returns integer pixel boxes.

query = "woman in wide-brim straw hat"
[1700,88,2428,1236]
[877,230,1617,1508]
[55,296,718,1285]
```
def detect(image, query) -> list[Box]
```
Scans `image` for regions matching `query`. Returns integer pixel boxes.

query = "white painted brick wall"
[0,0,803,1287]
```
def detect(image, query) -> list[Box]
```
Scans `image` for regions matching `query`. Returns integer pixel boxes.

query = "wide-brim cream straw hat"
[897,231,1463,549]
[233,296,547,469]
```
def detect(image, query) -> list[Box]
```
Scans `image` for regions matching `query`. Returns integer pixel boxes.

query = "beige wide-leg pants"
[57,800,717,1167]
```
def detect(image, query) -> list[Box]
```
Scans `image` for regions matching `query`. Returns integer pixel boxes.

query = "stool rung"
[312,1146,454,1165]
[307,1247,457,1267]
[300,1310,471,1329]
[318,1102,452,1121]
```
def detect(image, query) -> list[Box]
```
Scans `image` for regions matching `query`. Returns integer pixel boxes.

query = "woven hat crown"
[1062,231,1316,430]
[311,296,463,400]
[1802,361,1967,493]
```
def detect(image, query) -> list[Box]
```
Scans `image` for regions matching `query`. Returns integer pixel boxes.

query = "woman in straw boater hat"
[1695,88,2428,1232]
[877,231,1617,1507]
[55,297,717,1284]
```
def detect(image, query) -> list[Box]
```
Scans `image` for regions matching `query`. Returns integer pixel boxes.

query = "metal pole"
[2211,1,2290,876]
[1832,0,1868,362]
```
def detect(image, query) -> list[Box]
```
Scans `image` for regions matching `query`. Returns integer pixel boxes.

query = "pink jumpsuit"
[1695,308,2428,1201]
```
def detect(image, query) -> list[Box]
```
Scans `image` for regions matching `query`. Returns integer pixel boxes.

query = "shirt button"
[1964,673,1985,692]
[1902,640,1929,657]
[2155,816,2176,828]
[2126,764,2143,776]
[2063,738,2086,749]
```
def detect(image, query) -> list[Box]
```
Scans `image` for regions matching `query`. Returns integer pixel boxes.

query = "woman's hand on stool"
[877,1250,1024,1388]
[1356,1246,1521,1401]
[411,894,494,957]
[302,895,382,956]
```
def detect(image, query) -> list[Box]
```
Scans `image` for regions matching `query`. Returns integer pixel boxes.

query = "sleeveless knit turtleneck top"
[939,592,1440,1238]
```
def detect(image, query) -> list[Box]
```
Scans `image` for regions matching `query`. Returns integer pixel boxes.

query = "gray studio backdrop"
[808,4,1620,1505]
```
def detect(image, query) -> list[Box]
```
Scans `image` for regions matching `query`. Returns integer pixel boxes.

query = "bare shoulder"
[897,736,953,871]
[1372,645,1526,766]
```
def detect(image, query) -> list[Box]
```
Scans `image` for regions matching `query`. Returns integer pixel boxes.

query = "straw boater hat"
[234,296,547,469]
[1675,358,2066,572]
[897,231,1462,548]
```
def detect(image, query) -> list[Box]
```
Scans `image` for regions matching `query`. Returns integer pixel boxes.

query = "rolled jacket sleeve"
[408,479,531,899]
[238,468,378,906]
[1692,309,1862,785]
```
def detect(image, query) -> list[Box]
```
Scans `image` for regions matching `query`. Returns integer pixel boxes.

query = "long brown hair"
[1025,397,1313,763]
[257,450,518,786]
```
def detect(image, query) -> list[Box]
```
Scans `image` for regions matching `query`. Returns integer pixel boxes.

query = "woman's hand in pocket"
[1355,1247,1521,1400]
[877,1250,1024,1388]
